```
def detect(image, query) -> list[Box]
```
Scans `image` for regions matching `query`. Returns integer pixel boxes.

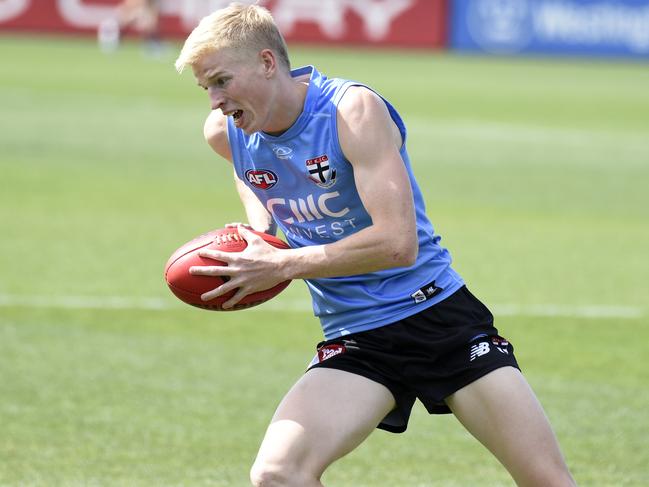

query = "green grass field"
[1,35,648,486]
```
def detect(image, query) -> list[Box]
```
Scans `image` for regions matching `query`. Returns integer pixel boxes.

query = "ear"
[259,49,277,78]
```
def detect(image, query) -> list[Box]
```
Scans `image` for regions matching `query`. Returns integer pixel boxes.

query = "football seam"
[166,232,289,271]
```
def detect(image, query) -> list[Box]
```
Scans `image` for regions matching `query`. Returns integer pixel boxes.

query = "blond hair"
[175,3,290,73]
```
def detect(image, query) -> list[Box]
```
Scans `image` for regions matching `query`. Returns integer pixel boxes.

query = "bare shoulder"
[336,85,402,160]
[203,110,232,162]
[336,85,388,126]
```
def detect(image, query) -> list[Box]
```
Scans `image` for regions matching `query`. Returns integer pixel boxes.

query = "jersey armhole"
[329,81,357,164]
[330,83,408,164]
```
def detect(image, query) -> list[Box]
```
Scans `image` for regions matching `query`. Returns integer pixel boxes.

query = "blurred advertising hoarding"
[451,0,649,58]
[0,0,448,48]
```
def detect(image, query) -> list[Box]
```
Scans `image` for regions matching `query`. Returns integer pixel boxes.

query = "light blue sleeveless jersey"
[227,66,464,339]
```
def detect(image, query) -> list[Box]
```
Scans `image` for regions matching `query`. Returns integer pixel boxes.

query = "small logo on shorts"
[411,280,443,303]
[470,342,491,361]
[492,336,510,354]
[317,344,346,363]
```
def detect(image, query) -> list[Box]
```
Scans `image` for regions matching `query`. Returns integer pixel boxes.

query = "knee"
[249,462,282,487]
[250,461,315,487]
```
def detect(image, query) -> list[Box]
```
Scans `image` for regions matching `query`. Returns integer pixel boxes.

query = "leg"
[445,366,577,487]
[250,368,396,487]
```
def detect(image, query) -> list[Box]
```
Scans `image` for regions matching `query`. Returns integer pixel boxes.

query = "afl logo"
[246,169,278,190]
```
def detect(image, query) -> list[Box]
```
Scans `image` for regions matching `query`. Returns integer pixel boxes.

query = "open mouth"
[232,110,243,121]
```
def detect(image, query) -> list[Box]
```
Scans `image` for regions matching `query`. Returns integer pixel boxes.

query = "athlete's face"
[193,47,275,134]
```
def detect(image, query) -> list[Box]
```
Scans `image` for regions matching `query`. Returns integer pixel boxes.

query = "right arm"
[203,111,276,234]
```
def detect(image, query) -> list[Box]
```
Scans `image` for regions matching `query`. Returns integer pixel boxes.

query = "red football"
[164,228,291,311]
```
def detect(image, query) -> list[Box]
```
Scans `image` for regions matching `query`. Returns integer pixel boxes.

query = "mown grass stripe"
[0,294,644,318]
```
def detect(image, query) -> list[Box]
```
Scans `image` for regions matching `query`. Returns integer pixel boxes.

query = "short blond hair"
[175,3,290,73]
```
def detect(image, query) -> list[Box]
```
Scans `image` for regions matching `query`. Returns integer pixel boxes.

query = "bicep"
[337,88,416,233]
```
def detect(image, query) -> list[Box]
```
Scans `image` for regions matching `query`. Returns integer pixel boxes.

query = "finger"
[225,222,253,229]
[237,224,262,243]
[221,287,249,310]
[198,249,231,261]
[189,265,235,276]
[201,282,237,302]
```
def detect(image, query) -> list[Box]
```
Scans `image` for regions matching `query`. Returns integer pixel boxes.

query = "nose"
[207,87,225,111]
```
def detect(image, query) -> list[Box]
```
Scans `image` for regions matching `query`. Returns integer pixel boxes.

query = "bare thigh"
[445,366,576,487]
[252,368,396,482]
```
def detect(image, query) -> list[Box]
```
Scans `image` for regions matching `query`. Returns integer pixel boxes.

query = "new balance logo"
[470,342,490,361]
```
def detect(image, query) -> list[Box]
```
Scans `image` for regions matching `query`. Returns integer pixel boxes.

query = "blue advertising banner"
[451,0,649,58]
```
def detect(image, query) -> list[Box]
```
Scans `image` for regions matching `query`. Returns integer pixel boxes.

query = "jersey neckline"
[258,65,320,143]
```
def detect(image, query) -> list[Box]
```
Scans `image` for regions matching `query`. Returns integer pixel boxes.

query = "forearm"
[235,172,277,235]
[245,208,277,235]
[279,225,417,280]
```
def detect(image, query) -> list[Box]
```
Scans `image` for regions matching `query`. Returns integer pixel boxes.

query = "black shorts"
[307,286,519,433]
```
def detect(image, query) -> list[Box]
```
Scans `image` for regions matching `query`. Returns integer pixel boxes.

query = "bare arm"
[204,110,275,234]
[234,175,277,235]
[203,109,231,161]
[279,86,418,279]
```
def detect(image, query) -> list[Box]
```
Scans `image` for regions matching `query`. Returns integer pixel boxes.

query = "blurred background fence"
[1,0,648,59]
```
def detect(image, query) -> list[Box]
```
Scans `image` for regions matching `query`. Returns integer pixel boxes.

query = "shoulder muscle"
[336,86,402,164]
[203,110,232,162]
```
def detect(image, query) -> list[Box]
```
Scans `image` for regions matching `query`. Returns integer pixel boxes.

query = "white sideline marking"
[0,294,645,319]
[408,118,649,152]
[492,304,645,319]
[0,294,173,311]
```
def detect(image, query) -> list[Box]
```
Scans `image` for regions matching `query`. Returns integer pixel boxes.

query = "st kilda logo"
[245,169,278,190]
[306,154,336,189]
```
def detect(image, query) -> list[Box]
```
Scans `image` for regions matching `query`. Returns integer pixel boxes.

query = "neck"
[262,73,309,136]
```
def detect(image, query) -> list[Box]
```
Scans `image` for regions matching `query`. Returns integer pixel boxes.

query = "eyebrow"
[197,70,227,88]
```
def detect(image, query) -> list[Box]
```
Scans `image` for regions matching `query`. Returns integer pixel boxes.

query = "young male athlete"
[175,4,577,486]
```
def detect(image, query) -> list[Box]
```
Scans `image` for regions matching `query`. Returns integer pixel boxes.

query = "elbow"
[387,238,418,268]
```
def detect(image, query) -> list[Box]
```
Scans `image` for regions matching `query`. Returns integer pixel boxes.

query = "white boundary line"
[0,294,645,319]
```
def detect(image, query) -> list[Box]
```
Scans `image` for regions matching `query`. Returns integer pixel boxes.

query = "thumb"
[237,224,262,244]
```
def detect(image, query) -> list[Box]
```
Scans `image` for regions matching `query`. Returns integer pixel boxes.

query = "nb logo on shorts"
[470,342,490,361]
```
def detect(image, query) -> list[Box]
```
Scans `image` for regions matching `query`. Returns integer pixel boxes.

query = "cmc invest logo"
[467,0,534,54]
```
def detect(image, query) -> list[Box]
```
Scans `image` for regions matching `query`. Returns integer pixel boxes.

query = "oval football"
[164,228,291,311]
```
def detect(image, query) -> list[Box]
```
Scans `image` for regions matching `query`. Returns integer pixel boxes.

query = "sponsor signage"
[451,0,649,58]
[0,0,448,49]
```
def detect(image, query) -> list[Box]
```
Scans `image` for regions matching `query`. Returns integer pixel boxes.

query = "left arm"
[277,86,418,277]
[233,172,277,235]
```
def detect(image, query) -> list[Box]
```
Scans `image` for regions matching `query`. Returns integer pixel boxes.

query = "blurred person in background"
[174,3,578,487]
[98,0,164,56]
